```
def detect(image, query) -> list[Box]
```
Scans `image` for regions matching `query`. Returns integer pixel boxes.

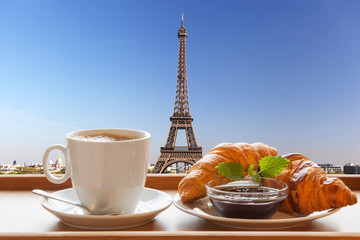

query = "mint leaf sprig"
[215,162,245,181]
[215,156,290,183]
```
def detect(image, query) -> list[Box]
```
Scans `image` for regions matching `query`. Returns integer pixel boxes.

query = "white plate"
[173,194,340,230]
[41,188,172,230]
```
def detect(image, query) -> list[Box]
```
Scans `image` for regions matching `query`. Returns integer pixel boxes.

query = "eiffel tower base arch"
[151,148,202,173]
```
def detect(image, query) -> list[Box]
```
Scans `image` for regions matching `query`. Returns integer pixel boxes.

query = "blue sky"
[0,0,359,166]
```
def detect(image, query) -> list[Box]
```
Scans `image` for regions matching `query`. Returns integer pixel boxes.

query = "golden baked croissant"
[178,142,277,203]
[276,153,357,215]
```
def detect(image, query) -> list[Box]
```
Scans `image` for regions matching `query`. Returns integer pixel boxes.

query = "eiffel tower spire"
[152,14,202,174]
[181,12,184,27]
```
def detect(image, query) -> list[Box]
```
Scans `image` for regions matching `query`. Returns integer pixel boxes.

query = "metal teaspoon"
[32,189,124,216]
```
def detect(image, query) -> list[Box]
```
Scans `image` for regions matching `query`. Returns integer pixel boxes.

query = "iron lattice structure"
[152,15,202,174]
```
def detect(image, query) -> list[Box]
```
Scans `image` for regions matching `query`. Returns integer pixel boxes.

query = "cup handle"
[42,144,71,184]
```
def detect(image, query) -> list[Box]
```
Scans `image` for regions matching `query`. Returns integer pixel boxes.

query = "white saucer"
[173,194,340,230]
[41,188,172,230]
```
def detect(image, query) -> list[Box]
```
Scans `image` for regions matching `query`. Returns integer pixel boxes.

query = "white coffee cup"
[42,128,151,215]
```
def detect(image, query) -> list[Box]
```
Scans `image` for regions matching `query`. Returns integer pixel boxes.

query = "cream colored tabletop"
[0,175,359,239]
[0,190,359,239]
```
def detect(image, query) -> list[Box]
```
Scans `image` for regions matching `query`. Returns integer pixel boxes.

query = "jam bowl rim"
[205,177,289,202]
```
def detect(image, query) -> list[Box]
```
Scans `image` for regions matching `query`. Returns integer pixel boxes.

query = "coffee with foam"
[73,134,135,142]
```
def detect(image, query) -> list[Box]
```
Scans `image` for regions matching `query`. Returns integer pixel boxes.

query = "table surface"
[0,175,359,239]
[0,190,359,239]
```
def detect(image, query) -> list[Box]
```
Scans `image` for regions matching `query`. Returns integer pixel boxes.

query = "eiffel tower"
[152,14,202,174]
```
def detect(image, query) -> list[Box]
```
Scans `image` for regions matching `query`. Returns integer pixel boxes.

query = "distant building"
[55,155,64,168]
[343,163,360,174]
[318,163,342,173]
[46,155,65,172]
[1,162,23,173]
[1,164,16,172]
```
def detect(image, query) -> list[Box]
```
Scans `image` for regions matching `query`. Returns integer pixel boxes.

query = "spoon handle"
[32,189,90,214]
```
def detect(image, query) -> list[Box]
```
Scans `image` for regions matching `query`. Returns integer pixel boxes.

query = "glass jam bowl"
[206,177,288,219]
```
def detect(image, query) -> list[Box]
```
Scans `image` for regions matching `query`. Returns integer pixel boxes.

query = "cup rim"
[66,128,151,143]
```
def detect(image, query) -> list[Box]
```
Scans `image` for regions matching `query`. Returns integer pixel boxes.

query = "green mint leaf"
[252,173,261,184]
[258,156,290,178]
[247,164,256,177]
[215,162,245,180]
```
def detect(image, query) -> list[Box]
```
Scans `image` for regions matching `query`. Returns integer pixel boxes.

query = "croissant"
[178,142,277,203]
[276,153,357,215]
[178,143,358,215]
